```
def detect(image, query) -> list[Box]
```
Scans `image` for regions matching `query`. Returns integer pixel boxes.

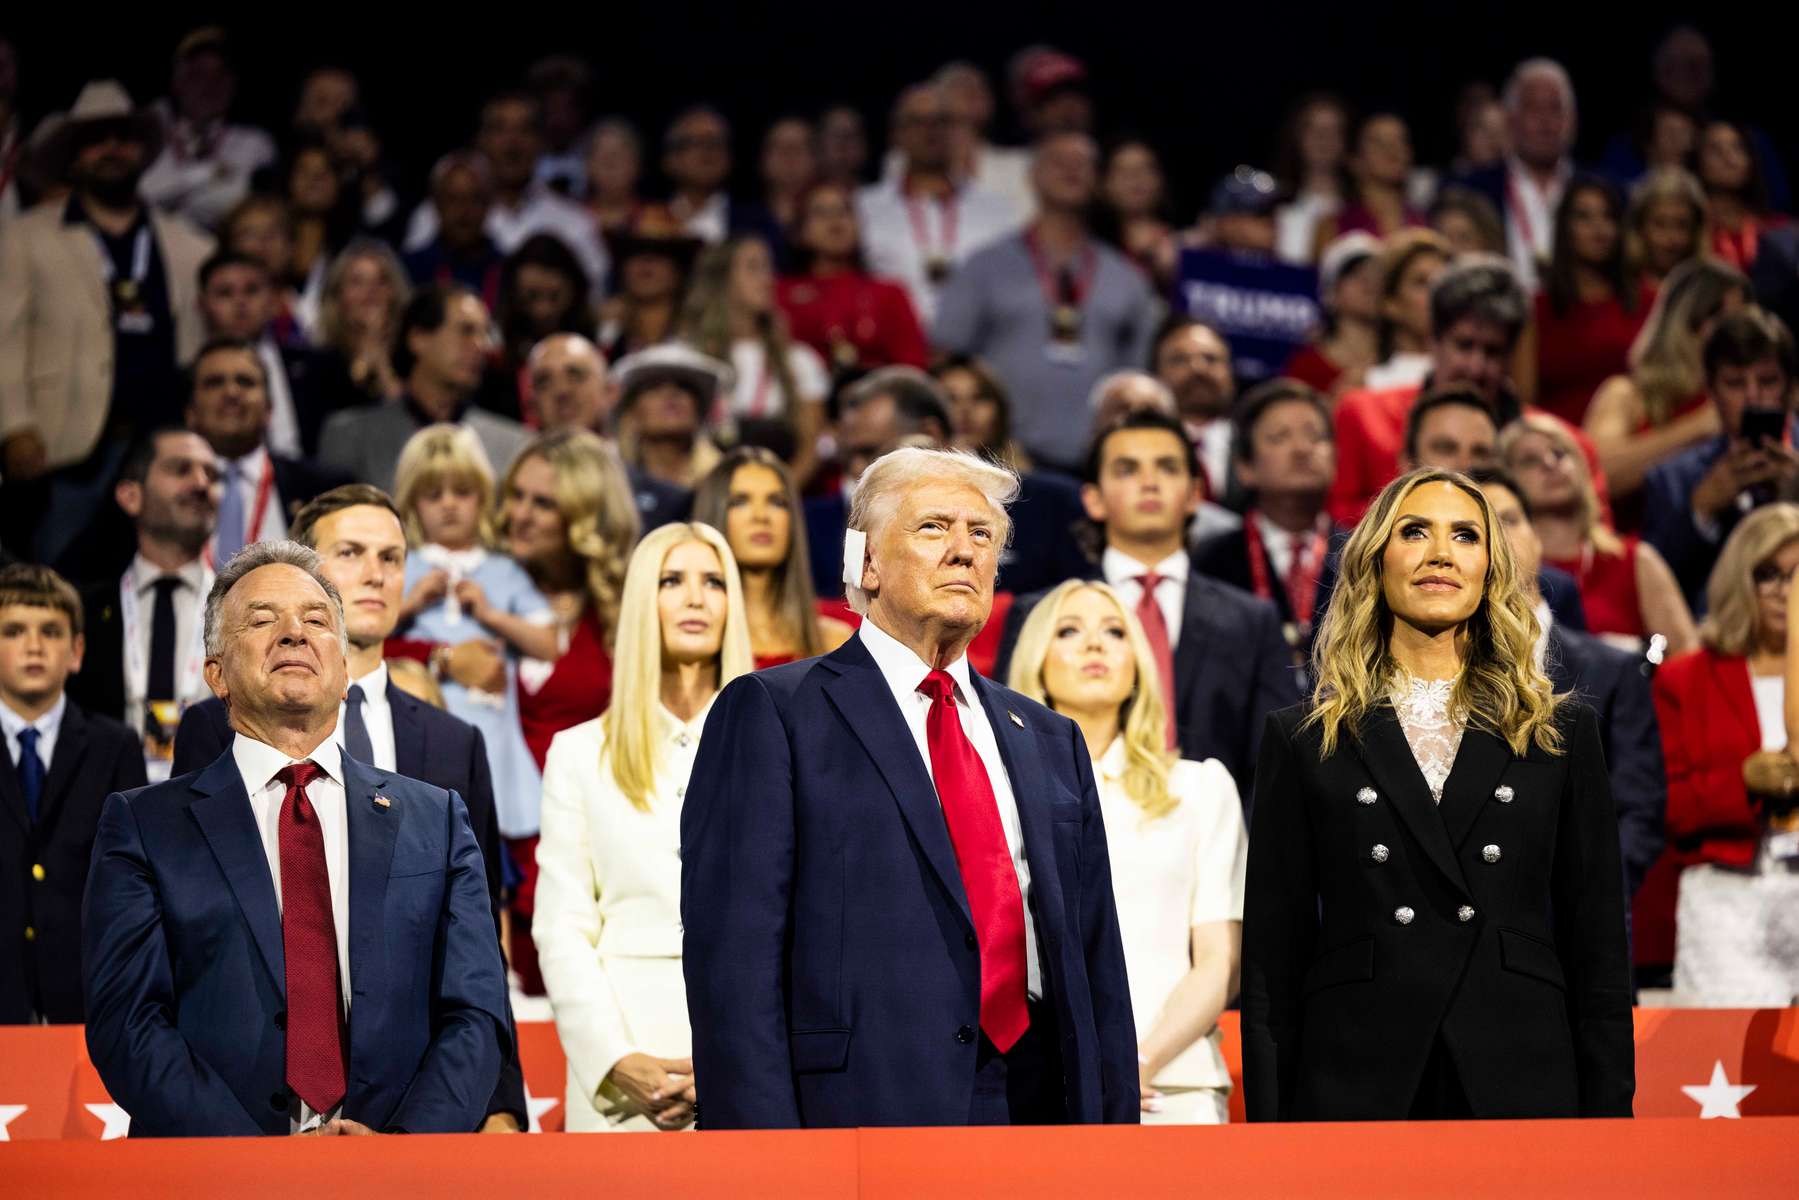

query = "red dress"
[1543,538,1644,641]
[509,606,613,995]
[1281,344,1345,394]
[1533,285,1653,426]
[776,272,930,371]
[1639,648,1764,969]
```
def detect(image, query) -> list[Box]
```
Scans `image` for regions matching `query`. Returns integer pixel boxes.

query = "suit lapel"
[387,682,426,779]
[1718,654,1759,750]
[819,638,973,930]
[973,673,1064,953]
[1437,725,1516,849]
[1349,707,1469,897]
[344,755,398,1060]
[189,752,286,989]
[0,749,26,833]
[1171,577,1212,708]
[37,703,90,832]
[58,220,110,321]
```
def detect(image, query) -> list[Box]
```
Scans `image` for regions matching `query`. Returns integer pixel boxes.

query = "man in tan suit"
[0,80,211,564]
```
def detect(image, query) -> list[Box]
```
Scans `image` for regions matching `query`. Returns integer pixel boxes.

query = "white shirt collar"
[659,694,718,741]
[859,615,976,702]
[1506,154,1572,193]
[1096,734,1128,781]
[221,442,268,480]
[415,543,489,575]
[0,693,65,746]
[130,552,209,594]
[1102,545,1189,588]
[350,660,389,706]
[231,724,350,795]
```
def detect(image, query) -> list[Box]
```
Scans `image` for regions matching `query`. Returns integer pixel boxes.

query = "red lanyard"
[1244,512,1327,627]
[1024,226,1098,311]
[905,194,959,264]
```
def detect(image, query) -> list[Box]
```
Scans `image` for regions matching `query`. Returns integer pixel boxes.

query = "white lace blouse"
[1391,675,1466,804]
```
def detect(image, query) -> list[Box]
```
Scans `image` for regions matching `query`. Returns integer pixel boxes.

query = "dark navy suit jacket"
[82,748,510,1136]
[169,688,525,1124]
[1545,624,1666,902]
[680,635,1139,1128]
[1642,435,1732,615]
[996,570,1301,803]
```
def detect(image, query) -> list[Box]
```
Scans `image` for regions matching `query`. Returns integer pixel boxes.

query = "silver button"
[1393,906,1414,925]
[1494,785,1514,804]
[676,733,692,748]
[1458,905,1476,922]
[1482,844,1502,863]
[1369,844,1390,864]
[1356,787,1378,806]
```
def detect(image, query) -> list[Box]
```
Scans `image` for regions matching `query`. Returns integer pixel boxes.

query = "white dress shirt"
[856,179,1023,325]
[1188,418,1234,502]
[1751,673,1788,753]
[256,334,304,459]
[1502,156,1571,293]
[675,191,729,244]
[534,701,711,1129]
[233,727,351,1132]
[1,694,66,771]
[857,619,1041,998]
[341,661,397,773]
[1363,351,1432,393]
[121,554,215,737]
[717,338,830,424]
[1103,546,1189,649]
[214,444,289,557]
[1095,738,1245,1089]
[139,117,277,230]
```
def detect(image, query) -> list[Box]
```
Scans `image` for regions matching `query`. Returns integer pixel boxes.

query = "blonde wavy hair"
[317,238,411,358]
[1007,580,1178,819]
[1699,503,1799,657]
[493,430,641,646]
[1626,256,1749,427]
[1497,412,1622,556]
[392,424,498,549]
[601,522,753,811]
[1307,468,1564,758]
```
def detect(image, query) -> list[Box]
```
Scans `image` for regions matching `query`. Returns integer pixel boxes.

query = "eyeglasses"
[1752,562,1799,593]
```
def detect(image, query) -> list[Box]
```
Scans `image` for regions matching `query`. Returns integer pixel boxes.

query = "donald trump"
[681,447,1138,1127]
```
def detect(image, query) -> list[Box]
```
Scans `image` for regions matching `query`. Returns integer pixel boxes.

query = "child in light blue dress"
[394,425,563,840]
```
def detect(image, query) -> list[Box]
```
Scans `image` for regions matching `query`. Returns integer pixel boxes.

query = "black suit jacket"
[1241,701,1635,1121]
[1,701,146,1023]
[626,467,692,533]
[169,684,525,1124]
[269,454,355,525]
[66,580,128,725]
[1189,523,1350,636]
[996,570,1300,802]
[1545,625,1666,902]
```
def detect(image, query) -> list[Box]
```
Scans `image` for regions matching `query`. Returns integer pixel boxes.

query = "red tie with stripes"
[917,669,1030,1053]
[276,761,345,1116]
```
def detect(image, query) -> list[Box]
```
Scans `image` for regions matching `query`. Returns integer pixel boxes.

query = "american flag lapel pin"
[373,794,392,810]
[1008,710,1025,729]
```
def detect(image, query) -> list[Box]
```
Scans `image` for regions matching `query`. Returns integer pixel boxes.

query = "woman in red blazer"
[1645,503,1799,979]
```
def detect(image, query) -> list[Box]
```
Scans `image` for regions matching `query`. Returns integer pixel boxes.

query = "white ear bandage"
[842,528,868,588]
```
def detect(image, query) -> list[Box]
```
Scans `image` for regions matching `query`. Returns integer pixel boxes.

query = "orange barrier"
[2,1007,1796,1141]
[2,1119,1797,1197]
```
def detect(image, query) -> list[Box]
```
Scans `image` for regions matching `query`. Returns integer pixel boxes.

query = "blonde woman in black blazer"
[1242,467,1634,1121]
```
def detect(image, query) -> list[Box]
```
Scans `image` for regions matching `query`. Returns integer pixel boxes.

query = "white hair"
[203,540,349,659]
[1502,57,1577,130]
[844,447,1019,615]
[1086,369,1175,412]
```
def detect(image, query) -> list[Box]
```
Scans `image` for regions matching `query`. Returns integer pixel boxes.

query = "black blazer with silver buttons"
[1240,699,1635,1121]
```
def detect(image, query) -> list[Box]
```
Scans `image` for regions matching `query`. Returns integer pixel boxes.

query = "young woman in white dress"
[1007,578,1247,1124]
[532,521,753,1130]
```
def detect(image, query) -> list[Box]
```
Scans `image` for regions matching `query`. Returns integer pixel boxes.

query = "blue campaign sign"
[1175,249,1322,385]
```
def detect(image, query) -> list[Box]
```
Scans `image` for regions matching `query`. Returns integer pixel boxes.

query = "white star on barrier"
[525,1084,559,1133]
[0,1105,25,1141]
[1681,1060,1756,1119]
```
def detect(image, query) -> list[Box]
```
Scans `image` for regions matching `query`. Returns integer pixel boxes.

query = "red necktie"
[276,761,346,1116]
[916,670,1030,1053]
[1134,575,1179,749]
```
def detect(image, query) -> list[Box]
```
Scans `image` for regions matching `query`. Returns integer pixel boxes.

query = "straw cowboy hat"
[43,80,164,180]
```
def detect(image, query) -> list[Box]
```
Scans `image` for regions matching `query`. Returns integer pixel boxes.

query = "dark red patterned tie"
[276,761,345,1116]
[917,670,1030,1052]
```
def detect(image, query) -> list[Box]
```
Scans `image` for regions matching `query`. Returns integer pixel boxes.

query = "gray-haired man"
[83,540,509,1136]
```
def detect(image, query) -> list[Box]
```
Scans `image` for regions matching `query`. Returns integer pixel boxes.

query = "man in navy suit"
[683,446,1138,1128]
[170,484,526,1130]
[1644,308,1799,615]
[804,367,1089,600]
[83,540,509,1136]
[1477,471,1666,908]
[996,410,1300,800]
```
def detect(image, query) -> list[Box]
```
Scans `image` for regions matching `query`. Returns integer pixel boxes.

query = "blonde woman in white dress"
[533,521,753,1131]
[1008,578,1247,1124]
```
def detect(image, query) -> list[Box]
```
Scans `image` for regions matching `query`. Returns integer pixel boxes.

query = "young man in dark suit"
[0,564,146,1024]
[170,485,526,1130]
[996,409,1300,799]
